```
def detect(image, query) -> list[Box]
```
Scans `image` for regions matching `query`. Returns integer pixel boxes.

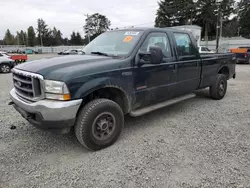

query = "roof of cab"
[110,27,190,33]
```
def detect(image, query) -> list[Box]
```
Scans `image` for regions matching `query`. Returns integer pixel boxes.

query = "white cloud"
[0,0,158,39]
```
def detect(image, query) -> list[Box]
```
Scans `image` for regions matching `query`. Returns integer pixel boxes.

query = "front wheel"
[0,64,11,73]
[210,74,227,100]
[74,99,124,151]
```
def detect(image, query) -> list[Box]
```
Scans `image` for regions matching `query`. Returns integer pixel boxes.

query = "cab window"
[174,33,196,56]
[139,32,172,58]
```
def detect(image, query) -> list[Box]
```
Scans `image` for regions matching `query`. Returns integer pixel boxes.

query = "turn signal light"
[63,94,71,101]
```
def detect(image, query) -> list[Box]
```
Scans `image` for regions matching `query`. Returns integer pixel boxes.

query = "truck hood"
[15,55,123,81]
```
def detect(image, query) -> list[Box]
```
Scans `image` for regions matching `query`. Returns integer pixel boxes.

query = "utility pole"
[40,33,43,46]
[84,14,91,44]
[215,0,223,53]
[17,34,19,47]
[220,15,223,39]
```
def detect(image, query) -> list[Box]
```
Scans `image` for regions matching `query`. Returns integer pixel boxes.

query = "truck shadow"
[122,89,213,138]
[193,89,211,99]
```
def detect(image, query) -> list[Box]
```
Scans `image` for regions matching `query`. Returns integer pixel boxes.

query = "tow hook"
[8,101,14,105]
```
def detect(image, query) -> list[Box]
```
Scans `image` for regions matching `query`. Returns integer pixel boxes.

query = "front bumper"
[9,88,82,131]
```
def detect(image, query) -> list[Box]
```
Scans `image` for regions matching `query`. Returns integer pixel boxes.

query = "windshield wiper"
[91,51,109,56]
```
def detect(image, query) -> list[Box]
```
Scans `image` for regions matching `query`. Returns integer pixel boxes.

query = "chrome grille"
[12,69,44,102]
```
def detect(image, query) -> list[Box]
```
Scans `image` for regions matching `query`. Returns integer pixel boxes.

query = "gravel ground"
[1,59,250,187]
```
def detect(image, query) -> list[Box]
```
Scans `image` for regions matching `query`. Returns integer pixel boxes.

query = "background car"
[0,51,11,59]
[58,49,84,55]
[230,47,250,64]
[198,46,215,54]
[0,55,15,73]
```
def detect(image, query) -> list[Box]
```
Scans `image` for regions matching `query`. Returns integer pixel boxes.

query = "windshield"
[83,30,143,57]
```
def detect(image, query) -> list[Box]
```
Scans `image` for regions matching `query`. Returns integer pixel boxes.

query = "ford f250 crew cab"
[9,27,236,151]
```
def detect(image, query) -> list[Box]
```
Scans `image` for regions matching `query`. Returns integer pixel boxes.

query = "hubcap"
[219,80,225,95]
[92,112,116,141]
[1,65,10,73]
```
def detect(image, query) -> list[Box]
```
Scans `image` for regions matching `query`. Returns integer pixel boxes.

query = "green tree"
[75,32,82,45]
[222,17,239,37]
[27,26,36,46]
[84,13,111,40]
[70,31,82,45]
[55,29,63,45]
[3,29,15,45]
[70,31,77,45]
[155,0,235,39]
[155,0,199,27]
[51,27,63,46]
[62,37,69,45]
[16,30,27,45]
[239,0,250,38]
[36,18,51,46]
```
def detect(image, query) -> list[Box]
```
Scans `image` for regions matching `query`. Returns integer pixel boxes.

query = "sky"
[0,0,159,39]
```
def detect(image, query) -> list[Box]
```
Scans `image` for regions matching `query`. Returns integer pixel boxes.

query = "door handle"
[169,64,174,68]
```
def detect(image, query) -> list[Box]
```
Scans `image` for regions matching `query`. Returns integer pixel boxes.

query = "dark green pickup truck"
[9,27,236,150]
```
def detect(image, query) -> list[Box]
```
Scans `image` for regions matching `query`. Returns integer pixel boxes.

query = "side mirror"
[138,46,163,65]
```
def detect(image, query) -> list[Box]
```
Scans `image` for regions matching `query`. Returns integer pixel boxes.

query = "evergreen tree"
[155,0,236,39]
[239,0,250,38]
[3,29,15,45]
[27,26,37,46]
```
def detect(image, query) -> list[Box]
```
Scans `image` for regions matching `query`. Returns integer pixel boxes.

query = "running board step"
[129,93,196,117]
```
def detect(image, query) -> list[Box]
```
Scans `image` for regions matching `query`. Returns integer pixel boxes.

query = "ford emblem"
[17,81,22,87]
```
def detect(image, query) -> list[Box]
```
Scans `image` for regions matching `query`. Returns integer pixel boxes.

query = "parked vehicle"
[10,54,28,64]
[25,49,38,54]
[58,49,83,55]
[0,51,12,59]
[0,55,15,73]
[198,46,215,54]
[230,47,250,64]
[9,27,236,151]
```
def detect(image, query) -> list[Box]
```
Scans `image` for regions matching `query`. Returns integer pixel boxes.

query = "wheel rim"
[219,80,225,95]
[1,65,10,73]
[92,112,116,141]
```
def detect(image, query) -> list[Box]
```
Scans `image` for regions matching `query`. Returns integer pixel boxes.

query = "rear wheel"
[74,99,124,151]
[0,64,11,73]
[210,74,227,100]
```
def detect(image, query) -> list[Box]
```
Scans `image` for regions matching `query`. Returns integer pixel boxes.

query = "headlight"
[44,80,71,101]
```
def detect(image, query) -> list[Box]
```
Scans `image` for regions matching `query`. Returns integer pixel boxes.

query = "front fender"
[73,77,110,99]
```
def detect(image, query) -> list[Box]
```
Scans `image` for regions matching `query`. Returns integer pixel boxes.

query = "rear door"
[172,32,201,95]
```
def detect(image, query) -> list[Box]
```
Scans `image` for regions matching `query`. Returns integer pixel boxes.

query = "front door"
[133,32,178,109]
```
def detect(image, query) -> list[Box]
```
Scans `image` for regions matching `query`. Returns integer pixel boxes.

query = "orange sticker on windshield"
[123,36,133,42]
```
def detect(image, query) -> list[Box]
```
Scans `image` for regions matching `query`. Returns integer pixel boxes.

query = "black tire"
[0,64,11,73]
[74,99,124,151]
[210,74,227,100]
